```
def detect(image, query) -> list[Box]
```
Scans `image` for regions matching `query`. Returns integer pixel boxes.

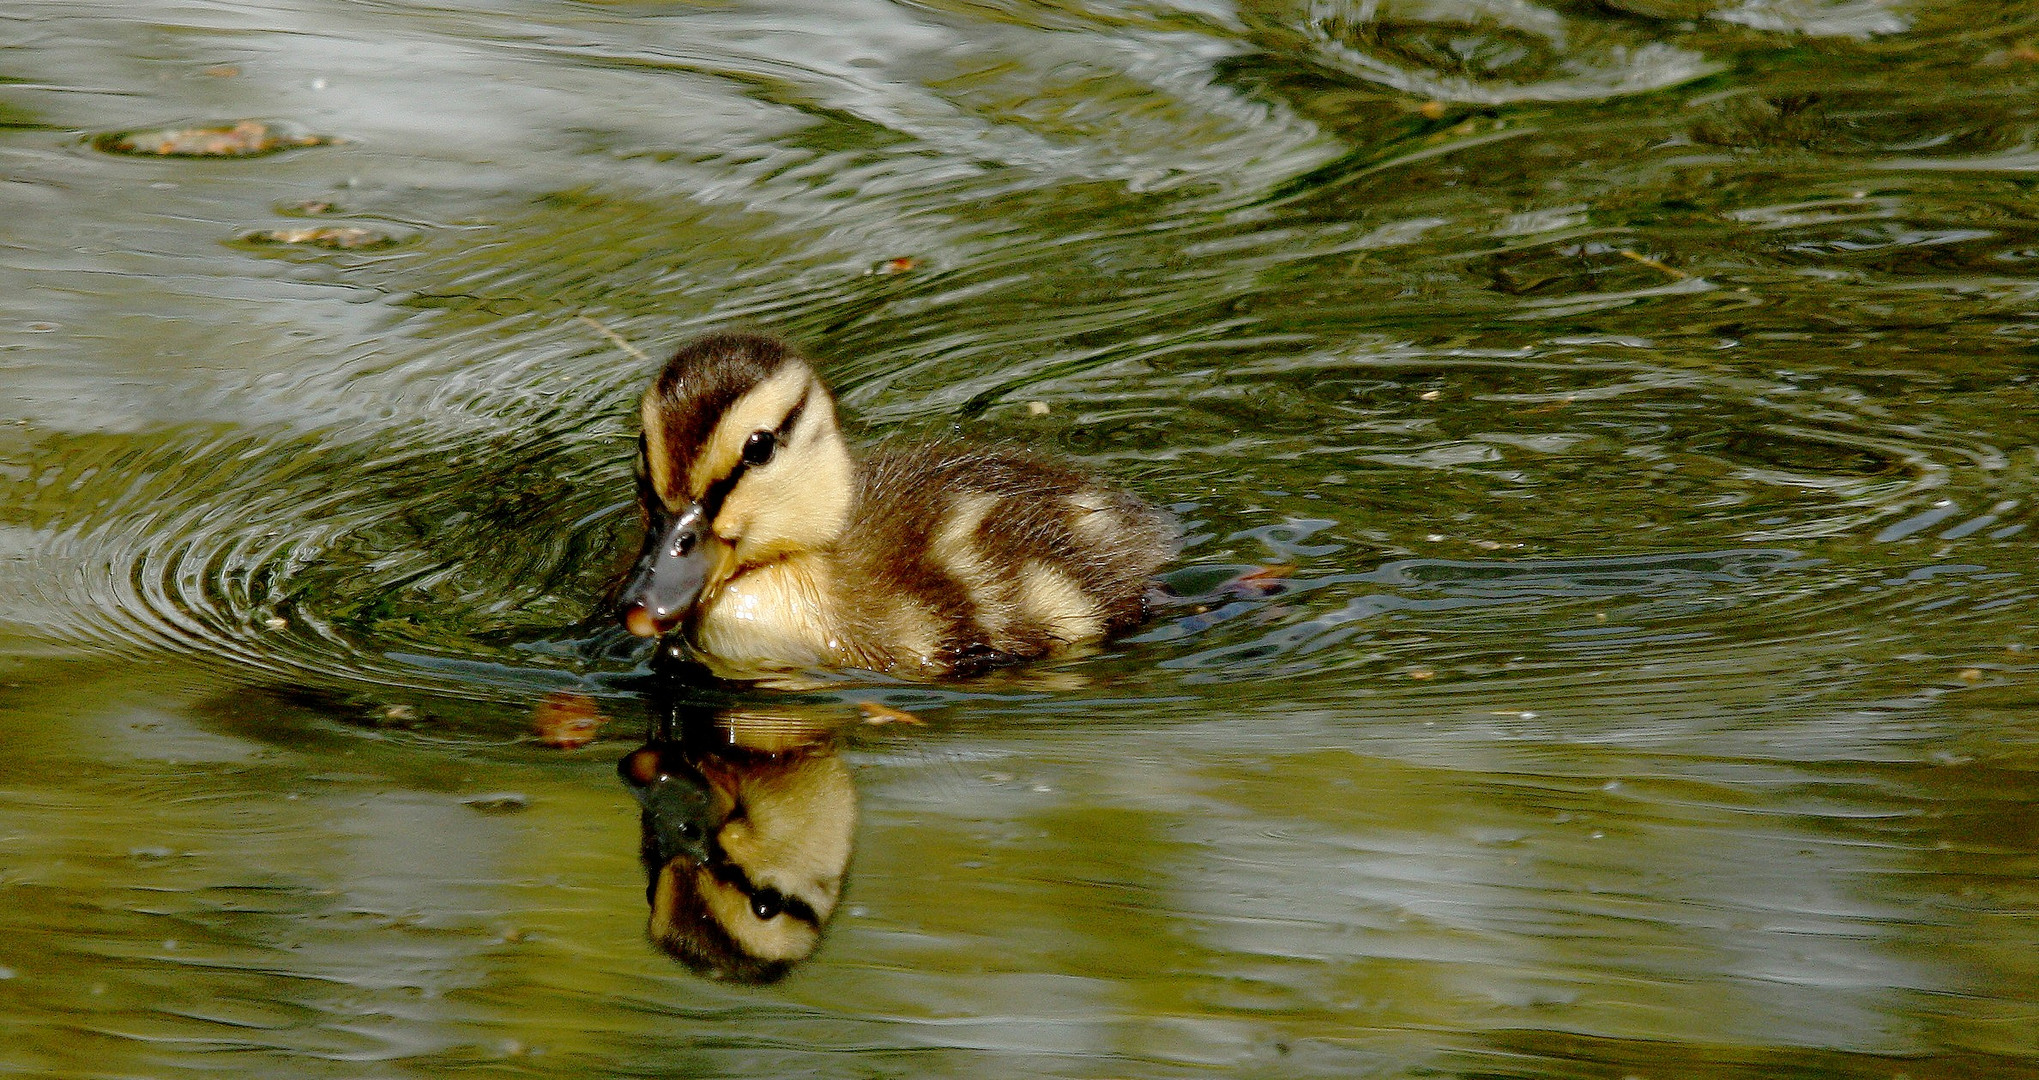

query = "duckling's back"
[841,445,1176,675]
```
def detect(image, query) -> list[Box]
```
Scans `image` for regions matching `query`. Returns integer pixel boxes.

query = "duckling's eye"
[750,888,784,920]
[742,430,776,467]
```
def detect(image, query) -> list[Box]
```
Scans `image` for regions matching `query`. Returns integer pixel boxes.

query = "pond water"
[3,0,2037,1076]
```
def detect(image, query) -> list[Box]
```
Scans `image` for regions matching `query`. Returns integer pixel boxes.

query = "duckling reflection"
[619,708,855,982]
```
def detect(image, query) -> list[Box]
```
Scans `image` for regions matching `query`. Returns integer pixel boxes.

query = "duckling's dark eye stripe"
[696,386,814,519]
[700,467,744,523]
[635,433,661,504]
[775,389,809,445]
[704,838,821,926]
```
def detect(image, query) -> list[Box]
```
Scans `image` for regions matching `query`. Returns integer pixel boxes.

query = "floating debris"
[1219,564,1297,600]
[1026,400,1051,416]
[869,256,919,275]
[240,225,400,250]
[282,199,340,215]
[533,692,604,748]
[94,120,332,158]
[1617,248,1687,280]
[858,701,924,726]
[577,314,652,363]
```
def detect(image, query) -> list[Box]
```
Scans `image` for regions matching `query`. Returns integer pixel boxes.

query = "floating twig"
[578,314,652,364]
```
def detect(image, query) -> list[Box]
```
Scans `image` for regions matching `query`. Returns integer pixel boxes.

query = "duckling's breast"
[688,555,846,677]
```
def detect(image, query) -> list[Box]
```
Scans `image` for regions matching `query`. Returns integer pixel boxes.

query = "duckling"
[616,333,1176,681]
[620,711,855,983]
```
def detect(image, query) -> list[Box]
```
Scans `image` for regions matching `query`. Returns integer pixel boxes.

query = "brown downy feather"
[843,443,1177,675]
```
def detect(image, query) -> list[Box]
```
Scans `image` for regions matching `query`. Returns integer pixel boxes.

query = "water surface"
[2,1,2036,1076]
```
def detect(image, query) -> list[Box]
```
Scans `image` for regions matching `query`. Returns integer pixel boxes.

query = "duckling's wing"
[849,444,1176,671]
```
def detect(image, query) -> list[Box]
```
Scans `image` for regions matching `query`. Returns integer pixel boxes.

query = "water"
[2,0,2037,1075]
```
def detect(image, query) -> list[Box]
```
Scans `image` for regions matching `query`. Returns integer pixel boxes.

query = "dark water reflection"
[3,0,2037,1076]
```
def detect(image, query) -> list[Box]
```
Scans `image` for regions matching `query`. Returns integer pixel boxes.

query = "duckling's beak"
[618,501,715,638]
[620,745,715,868]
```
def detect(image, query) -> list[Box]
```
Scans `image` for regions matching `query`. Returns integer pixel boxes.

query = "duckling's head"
[620,732,856,983]
[618,334,853,640]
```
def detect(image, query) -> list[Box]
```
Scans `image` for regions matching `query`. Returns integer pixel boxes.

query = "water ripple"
[5,407,635,699]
